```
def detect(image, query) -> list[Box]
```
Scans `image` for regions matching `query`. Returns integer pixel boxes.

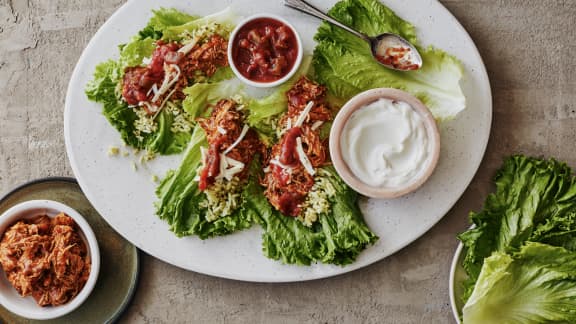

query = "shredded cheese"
[296,137,315,176]
[200,147,208,167]
[177,38,199,56]
[311,121,324,131]
[215,154,245,181]
[217,126,227,135]
[269,158,293,170]
[223,124,249,155]
[146,83,159,97]
[151,64,181,103]
[294,101,314,128]
[153,88,178,120]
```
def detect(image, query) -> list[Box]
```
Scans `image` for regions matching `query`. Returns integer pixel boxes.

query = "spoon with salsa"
[284,0,423,71]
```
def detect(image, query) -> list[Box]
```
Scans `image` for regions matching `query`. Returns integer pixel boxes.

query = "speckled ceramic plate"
[64,0,492,282]
[0,178,139,323]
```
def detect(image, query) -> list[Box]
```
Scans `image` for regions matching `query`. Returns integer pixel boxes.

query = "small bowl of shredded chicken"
[0,200,100,320]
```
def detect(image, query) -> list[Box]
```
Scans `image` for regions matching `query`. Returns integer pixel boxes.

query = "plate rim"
[64,0,493,282]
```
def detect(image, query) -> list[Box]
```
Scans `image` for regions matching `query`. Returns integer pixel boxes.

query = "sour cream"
[340,98,432,189]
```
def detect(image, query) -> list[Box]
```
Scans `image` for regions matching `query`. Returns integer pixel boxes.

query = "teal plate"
[0,177,139,323]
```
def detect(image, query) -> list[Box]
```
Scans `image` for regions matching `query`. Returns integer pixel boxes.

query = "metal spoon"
[284,0,423,71]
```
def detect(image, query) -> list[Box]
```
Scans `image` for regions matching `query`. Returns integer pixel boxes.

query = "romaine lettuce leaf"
[155,127,254,238]
[463,242,576,324]
[459,155,576,302]
[182,82,240,119]
[249,166,377,265]
[161,7,237,41]
[312,0,465,120]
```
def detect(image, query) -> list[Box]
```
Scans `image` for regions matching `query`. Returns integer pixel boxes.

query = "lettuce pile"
[458,156,576,323]
[313,0,465,120]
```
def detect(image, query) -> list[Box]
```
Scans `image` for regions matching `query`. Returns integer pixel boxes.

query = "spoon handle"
[284,0,370,42]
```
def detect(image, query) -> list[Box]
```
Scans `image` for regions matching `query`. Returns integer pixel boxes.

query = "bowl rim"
[227,13,304,88]
[449,242,465,323]
[329,88,441,199]
[0,199,100,320]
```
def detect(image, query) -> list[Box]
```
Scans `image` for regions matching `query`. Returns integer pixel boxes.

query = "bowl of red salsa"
[228,14,303,88]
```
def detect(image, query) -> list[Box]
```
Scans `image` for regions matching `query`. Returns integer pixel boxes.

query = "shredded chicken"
[122,35,229,115]
[0,213,91,307]
[197,99,263,190]
[262,77,333,217]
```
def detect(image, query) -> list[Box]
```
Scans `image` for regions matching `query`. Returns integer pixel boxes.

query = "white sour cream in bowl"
[330,88,440,199]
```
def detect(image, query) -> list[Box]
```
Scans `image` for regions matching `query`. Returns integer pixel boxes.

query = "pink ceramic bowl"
[329,88,440,199]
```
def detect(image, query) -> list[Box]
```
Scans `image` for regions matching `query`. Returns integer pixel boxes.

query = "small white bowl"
[227,13,303,88]
[330,88,440,199]
[0,200,100,320]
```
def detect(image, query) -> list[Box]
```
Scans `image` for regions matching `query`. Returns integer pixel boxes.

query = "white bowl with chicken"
[0,200,100,320]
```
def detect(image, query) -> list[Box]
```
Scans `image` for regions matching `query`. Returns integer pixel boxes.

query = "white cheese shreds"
[140,101,158,113]
[294,101,314,128]
[296,137,315,176]
[146,83,159,97]
[311,121,324,131]
[217,126,227,135]
[154,88,178,120]
[269,158,292,170]
[200,147,208,167]
[223,124,249,155]
[177,38,199,56]
[222,156,245,180]
[151,64,181,103]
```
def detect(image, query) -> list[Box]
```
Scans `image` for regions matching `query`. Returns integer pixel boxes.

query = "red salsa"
[231,17,299,83]
[375,46,419,71]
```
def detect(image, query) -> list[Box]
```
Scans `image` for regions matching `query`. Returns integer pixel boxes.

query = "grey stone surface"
[1,0,575,323]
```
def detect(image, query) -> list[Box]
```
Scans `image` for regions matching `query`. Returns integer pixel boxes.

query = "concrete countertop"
[1,0,575,323]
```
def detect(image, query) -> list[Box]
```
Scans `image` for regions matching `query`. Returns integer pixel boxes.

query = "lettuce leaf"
[459,157,576,291]
[459,155,576,302]
[249,166,377,265]
[85,8,234,155]
[161,7,237,41]
[155,127,254,238]
[463,243,576,324]
[312,0,465,120]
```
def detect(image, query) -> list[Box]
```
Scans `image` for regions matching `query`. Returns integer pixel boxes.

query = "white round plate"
[64,0,492,282]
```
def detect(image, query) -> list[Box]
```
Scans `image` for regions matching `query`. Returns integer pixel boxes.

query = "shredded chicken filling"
[0,213,91,307]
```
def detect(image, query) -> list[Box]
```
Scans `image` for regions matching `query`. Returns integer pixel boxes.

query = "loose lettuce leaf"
[463,243,576,324]
[458,155,576,302]
[313,0,465,120]
[249,166,377,265]
[155,127,254,238]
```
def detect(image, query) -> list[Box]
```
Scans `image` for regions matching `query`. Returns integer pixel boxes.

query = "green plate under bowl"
[0,177,139,323]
